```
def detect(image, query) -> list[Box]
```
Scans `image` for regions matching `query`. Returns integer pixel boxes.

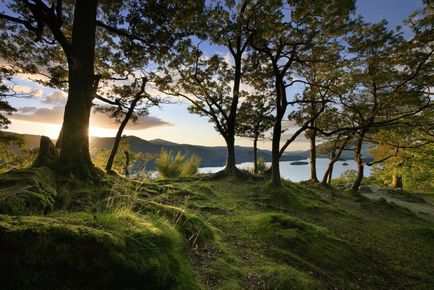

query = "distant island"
[290,161,309,165]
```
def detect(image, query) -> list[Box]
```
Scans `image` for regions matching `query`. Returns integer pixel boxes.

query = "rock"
[33,136,59,167]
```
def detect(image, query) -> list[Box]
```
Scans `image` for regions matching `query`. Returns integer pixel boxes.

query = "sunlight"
[89,126,118,138]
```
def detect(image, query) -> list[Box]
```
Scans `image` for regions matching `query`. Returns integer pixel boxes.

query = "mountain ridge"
[6,132,373,168]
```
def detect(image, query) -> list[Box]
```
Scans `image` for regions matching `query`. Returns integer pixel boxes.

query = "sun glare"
[89,126,118,138]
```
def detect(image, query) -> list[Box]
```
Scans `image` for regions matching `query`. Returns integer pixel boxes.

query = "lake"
[199,158,371,182]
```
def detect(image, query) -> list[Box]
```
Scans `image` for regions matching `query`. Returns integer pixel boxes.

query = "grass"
[0,168,433,289]
[0,210,200,289]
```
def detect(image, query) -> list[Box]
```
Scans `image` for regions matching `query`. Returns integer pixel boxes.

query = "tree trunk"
[124,150,130,177]
[327,165,334,185]
[322,157,336,185]
[309,128,318,182]
[271,76,286,187]
[351,135,365,192]
[58,0,98,178]
[224,135,237,173]
[253,137,258,174]
[105,94,141,173]
[390,175,403,188]
[223,51,241,175]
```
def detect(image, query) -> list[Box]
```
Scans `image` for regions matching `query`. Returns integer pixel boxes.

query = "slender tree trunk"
[322,136,351,186]
[351,134,365,192]
[124,150,130,177]
[271,76,286,187]
[327,166,334,185]
[58,0,98,178]
[322,151,336,185]
[253,137,258,174]
[309,127,318,182]
[105,94,141,173]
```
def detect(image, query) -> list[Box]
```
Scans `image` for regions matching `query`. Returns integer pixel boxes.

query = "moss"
[138,201,215,246]
[258,262,321,290]
[0,211,199,290]
[0,167,56,215]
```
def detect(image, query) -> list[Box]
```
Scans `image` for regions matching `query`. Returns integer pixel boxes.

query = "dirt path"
[363,189,434,221]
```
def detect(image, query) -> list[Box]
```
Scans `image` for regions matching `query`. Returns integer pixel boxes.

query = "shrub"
[181,154,201,176]
[332,169,358,186]
[257,156,268,173]
[156,150,201,178]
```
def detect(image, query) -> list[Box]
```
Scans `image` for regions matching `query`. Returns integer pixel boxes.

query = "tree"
[0,0,204,179]
[236,93,274,174]
[318,133,353,185]
[155,0,257,177]
[250,0,355,186]
[339,20,432,192]
[369,108,434,192]
[290,56,343,182]
[94,76,162,174]
[0,1,104,177]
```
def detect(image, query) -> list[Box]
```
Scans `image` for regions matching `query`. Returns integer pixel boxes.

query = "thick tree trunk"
[224,135,237,173]
[253,137,258,174]
[221,48,242,176]
[105,95,141,173]
[390,175,403,188]
[309,128,318,182]
[58,0,98,178]
[351,135,365,192]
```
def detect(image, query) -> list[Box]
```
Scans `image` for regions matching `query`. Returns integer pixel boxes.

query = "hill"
[0,168,433,289]
[8,132,374,167]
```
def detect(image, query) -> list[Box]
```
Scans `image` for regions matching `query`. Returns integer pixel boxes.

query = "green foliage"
[181,154,201,176]
[332,169,358,186]
[236,93,274,141]
[256,156,268,173]
[156,150,185,178]
[156,150,201,178]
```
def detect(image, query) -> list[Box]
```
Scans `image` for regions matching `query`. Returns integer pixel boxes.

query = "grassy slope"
[147,178,434,289]
[1,168,434,289]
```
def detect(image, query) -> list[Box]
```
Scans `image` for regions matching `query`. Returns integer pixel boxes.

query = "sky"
[3,0,425,151]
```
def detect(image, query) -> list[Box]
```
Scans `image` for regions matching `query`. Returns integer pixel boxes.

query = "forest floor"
[0,168,434,289]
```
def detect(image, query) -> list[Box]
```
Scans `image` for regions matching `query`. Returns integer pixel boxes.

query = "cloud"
[17,106,38,113]
[11,84,43,97]
[43,91,67,105]
[11,106,172,130]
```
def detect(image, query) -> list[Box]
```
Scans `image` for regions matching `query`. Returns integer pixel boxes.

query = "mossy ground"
[0,168,433,289]
[150,177,434,289]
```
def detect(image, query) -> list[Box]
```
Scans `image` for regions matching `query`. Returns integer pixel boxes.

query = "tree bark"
[223,52,242,174]
[105,94,142,173]
[253,137,258,174]
[58,0,99,178]
[309,127,318,182]
[224,135,237,173]
[351,134,365,192]
[390,175,403,188]
[322,153,336,185]
[321,137,350,186]
[271,76,286,186]
[124,150,130,177]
